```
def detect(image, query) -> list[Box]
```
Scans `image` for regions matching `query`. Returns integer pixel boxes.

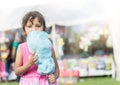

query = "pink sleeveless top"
[19,42,58,85]
[19,42,40,77]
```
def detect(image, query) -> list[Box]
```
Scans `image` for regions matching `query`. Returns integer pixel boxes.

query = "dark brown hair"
[22,11,46,31]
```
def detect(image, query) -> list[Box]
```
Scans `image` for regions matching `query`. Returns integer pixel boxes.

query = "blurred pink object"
[0,61,6,78]
[60,70,79,77]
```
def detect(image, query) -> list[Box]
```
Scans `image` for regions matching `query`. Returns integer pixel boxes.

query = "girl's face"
[24,17,43,35]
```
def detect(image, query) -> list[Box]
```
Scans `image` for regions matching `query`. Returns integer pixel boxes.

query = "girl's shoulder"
[18,42,31,57]
[18,42,28,52]
[19,42,27,47]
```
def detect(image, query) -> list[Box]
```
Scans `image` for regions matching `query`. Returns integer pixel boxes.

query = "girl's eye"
[36,24,42,27]
[26,25,32,28]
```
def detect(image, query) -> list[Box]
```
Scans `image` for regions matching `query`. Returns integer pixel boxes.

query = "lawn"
[1,77,120,85]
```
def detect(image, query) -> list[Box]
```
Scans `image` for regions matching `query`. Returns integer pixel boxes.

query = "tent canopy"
[0,0,119,31]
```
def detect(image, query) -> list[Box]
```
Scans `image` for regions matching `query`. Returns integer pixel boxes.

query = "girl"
[14,11,60,85]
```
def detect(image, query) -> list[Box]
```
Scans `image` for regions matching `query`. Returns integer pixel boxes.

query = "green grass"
[59,77,120,85]
[1,77,120,85]
[0,81,18,85]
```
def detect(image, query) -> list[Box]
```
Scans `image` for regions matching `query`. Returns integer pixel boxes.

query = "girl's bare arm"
[52,47,60,79]
[14,45,37,76]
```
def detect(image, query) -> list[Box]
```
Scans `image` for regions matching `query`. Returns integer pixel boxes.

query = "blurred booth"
[47,22,115,84]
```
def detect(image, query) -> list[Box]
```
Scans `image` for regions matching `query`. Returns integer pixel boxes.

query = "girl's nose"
[32,27,37,30]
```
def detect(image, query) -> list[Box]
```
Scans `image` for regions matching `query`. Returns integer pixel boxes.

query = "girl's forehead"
[27,17,41,24]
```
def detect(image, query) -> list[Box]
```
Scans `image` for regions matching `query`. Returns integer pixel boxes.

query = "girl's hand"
[28,53,38,66]
[48,74,56,84]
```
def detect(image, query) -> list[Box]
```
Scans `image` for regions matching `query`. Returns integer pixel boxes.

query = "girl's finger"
[48,75,55,83]
[33,56,37,60]
[49,79,55,84]
[34,60,38,64]
[31,52,36,57]
[49,77,54,81]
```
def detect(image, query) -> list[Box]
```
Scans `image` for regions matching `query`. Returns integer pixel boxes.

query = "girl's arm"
[48,47,60,84]
[14,45,37,76]
[52,47,60,79]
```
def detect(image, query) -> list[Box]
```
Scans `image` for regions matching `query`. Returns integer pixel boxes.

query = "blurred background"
[0,0,120,85]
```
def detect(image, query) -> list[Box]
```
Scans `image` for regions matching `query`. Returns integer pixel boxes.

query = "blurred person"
[0,43,10,82]
[11,31,25,82]
[14,11,59,85]
[11,31,23,61]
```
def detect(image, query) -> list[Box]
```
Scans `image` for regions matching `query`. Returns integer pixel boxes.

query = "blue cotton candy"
[27,31,55,74]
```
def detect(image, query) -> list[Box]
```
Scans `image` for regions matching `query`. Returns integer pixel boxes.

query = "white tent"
[0,0,107,31]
